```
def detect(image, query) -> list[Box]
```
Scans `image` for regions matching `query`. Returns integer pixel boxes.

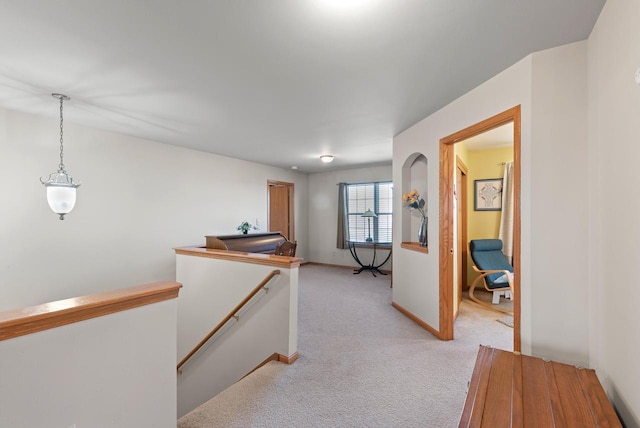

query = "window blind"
[346,181,392,243]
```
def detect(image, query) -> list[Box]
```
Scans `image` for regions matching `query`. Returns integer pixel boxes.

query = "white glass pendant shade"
[41,171,80,220]
[46,185,77,215]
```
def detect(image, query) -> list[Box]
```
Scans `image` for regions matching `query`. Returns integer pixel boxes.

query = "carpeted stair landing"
[178,264,513,427]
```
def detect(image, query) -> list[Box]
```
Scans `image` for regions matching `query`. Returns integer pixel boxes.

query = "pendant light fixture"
[40,93,80,220]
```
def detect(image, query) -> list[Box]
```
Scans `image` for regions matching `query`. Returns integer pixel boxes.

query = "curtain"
[499,162,514,263]
[336,183,348,249]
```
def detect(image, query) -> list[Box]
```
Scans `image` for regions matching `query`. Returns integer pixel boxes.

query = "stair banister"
[177,269,281,373]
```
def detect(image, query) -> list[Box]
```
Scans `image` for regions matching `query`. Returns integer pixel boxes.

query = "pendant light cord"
[58,96,65,173]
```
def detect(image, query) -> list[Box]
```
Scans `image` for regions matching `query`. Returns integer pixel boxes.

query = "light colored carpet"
[178,264,513,428]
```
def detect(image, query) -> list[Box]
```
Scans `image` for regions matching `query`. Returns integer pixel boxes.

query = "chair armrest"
[471,266,514,291]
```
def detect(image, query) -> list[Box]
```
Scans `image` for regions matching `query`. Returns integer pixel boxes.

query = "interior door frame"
[439,106,521,352]
[267,180,295,242]
[456,156,469,314]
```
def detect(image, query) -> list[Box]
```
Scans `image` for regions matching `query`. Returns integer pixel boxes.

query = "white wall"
[529,41,590,364]
[0,299,178,428]
[393,56,533,333]
[588,0,640,425]
[393,40,593,366]
[176,254,298,417]
[307,164,392,268]
[0,107,308,312]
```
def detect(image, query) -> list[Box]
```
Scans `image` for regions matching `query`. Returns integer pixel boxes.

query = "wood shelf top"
[459,345,621,427]
[401,242,429,254]
[174,246,303,268]
[0,281,182,342]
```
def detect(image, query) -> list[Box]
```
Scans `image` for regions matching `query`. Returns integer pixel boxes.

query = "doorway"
[454,157,468,318]
[439,106,521,352]
[267,180,295,241]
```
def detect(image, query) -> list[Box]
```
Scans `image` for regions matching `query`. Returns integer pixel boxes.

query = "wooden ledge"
[459,345,622,427]
[0,281,182,342]
[401,241,429,254]
[174,246,303,268]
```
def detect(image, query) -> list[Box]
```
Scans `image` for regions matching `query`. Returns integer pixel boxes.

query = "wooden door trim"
[267,180,295,242]
[456,156,468,302]
[439,106,521,352]
[456,156,469,174]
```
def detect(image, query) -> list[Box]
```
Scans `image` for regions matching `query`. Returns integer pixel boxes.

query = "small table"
[347,241,392,277]
[459,345,622,427]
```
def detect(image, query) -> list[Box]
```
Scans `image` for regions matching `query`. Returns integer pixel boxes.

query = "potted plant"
[237,221,257,235]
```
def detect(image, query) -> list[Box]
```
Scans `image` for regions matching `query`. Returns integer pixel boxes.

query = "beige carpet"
[178,264,513,427]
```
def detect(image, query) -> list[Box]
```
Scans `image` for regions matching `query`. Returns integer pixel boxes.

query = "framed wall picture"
[474,178,503,211]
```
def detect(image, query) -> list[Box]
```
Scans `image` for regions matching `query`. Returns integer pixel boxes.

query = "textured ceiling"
[0,0,605,172]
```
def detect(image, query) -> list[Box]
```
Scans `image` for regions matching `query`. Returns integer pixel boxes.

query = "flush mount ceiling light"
[40,93,80,220]
[320,155,335,163]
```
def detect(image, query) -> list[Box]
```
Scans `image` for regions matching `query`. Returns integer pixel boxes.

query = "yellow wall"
[455,141,470,169]
[466,146,513,285]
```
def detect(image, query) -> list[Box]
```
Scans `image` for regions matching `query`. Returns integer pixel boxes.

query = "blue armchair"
[468,239,513,314]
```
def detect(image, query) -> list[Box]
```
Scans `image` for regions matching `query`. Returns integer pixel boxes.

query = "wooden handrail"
[0,281,182,341]
[177,269,281,373]
[174,247,302,268]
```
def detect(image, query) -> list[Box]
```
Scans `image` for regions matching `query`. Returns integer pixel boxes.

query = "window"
[346,181,393,243]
